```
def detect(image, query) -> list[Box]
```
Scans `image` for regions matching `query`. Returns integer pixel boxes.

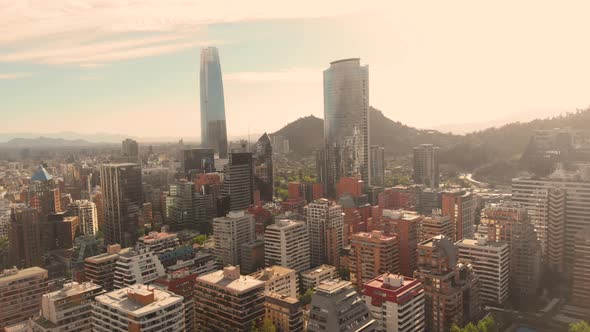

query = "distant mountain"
[1,137,95,148]
[271,115,324,155]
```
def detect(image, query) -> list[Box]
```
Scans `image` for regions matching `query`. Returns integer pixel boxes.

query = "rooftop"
[364,274,422,299]
[0,266,47,284]
[457,237,507,248]
[301,265,336,277]
[197,267,265,293]
[31,165,53,181]
[95,284,182,316]
[250,266,295,282]
[330,58,360,65]
[139,232,178,243]
[315,279,350,294]
[44,282,102,301]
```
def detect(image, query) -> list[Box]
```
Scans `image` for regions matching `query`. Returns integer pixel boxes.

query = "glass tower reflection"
[200,47,228,158]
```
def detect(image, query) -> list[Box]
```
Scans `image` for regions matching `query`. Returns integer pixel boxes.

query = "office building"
[322,58,370,197]
[8,207,41,268]
[571,227,590,308]
[0,267,48,329]
[413,144,439,189]
[100,163,143,247]
[121,139,139,160]
[221,153,254,211]
[305,199,344,267]
[29,282,104,332]
[363,273,425,332]
[180,148,215,177]
[250,265,298,298]
[300,265,337,291]
[264,219,310,273]
[113,247,165,289]
[265,293,304,332]
[165,180,212,230]
[92,284,185,332]
[442,190,477,241]
[70,199,98,236]
[308,279,376,332]
[414,236,480,332]
[458,236,510,305]
[369,146,385,187]
[194,266,265,332]
[421,210,454,241]
[40,212,79,252]
[350,231,400,288]
[254,133,274,202]
[213,210,255,266]
[200,46,228,158]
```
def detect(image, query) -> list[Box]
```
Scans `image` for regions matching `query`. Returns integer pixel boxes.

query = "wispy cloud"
[225,68,322,83]
[0,73,33,80]
[0,0,365,66]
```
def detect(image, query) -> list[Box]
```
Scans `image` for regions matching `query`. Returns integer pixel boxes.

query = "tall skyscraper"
[254,133,274,202]
[99,163,143,247]
[413,144,439,189]
[369,145,385,187]
[200,47,228,158]
[323,58,370,197]
[222,152,254,211]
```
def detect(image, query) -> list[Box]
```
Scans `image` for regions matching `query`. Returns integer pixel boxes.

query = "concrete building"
[250,265,298,298]
[370,146,385,187]
[414,236,480,332]
[8,207,42,268]
[421,210,454,241]
[213,210,255,266]
[29,282,104,332]
[305,199,344,267]
[180,148,215,176]
[254,133,274,202]
[92,284,185,332]
[377,209,421,277]
[308,279,376,332]
[571,227,590,308]
[221,153,254,211]
[137,231,179,255]
[100,163,143,247]
[0,267,48,329]
[165,180,200,230]
[300,265,337,291]
[121,138,139,160]
[70,200,98,236]
[194,266,265,332]
[113,247,165,289]
[153,269,198,331]
[413,144,439,189]
[322,58,370,197]
[239,240,265,274]
[264,293,304,332]
[350,231,400,288]
[264,219,311,273]
[84,245,127,291]
[458,236,510,305]
[442,190,477,241]
[362,273,425,332]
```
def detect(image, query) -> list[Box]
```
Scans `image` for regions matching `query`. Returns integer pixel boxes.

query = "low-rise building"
[113,247,165,289]
[265,293,304,332]
[300,265,337,291]
[250,265,298,298]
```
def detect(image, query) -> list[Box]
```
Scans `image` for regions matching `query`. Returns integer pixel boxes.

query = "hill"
[1,137,94,148]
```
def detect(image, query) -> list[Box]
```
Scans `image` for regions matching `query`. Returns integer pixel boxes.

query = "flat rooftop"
[457,238,507,248]
[315,279,350,294]
[0,266,47,284]
[301,265,336,277]
[250,266,295,281]
[45,282,102,300]
[197,269,265,293]
[364,274,421,298]
[95,284,182,316]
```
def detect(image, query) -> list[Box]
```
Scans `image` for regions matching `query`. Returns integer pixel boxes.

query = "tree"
[338,266,350,281]
[451,324,462,332]
[452,316,498,332]
[299,288,314,306]
[260,318,276,332]
[570,321,590,332]
[192,235,208,246]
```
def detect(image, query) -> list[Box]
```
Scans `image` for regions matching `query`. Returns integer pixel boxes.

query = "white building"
[304,199,344,267]
[30,282,104,332]
[71,200,98,236]
[92,284,185,332]
[249,266,298,298]
[458,236,510,305]
[213,210,255,266]
[300,265,337,291]
[264,219,310,273]
[113,247,165,289]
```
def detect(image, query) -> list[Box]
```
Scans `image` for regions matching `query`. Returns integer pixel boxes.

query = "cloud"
[0,0,367,66]
[0,73,32,80]
[225,68,322,84]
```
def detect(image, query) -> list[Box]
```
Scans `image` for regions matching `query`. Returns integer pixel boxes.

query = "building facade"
[413,144,439,189]
[305,199,344,268]
[264,219,310,273]
[200,47,228,158]
[350,231,400,288]
[213,210,255,266]
[221,153,254,211]
[0,267,48,329]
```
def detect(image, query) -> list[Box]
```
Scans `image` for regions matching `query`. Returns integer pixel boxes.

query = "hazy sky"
[1,1,590,138]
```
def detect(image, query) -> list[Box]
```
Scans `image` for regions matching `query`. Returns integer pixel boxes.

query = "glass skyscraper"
[200,47,228,158]
[323,58,370,197]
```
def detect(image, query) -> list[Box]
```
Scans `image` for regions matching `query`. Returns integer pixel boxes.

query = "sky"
[1,1,590,139]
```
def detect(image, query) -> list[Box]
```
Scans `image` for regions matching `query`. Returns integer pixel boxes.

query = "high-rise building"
[412,144,439,189]
[571,227,590,308]
[180,148,215,177]
[121,139,139,160]
[264,293,304,332]
[250,265,299,298]
[0,267,48,329]
[300,265,337,291]
[323,58,370,197]
[264,219,311,273]
[222,153,254,211]
[376,209,421,277]
[113,247,165,289]
[100,163,143,247]
[349,231,400,288]
[165,180,213,230]
[84,245,127,291]
[305,199,344,267]
[547,187,566,272]
[27,164,60,220]
[362,273,425,332]
[308,279,376,332]
[421,210,454,241]
[200,46,228,158]
[153,269,198,331]
[213,210,255,266]
[71,199,98,236]
[8,207,42,268]
[240,240,265,274]
[254,133,273,202]
[29,282,104,332]
[442,190,477,241]
[414,236,480,332]
[194,266,265,332]
[92,284,185,332]
[369,146,385,187]
[457,236,510,305]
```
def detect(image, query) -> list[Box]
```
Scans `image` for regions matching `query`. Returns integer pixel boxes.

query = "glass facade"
[200,47,228,158]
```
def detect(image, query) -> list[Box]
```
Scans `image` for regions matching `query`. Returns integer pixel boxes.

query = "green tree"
[570,321,590,332]
[260,318,276,332]
[192,235,208,245]
[338,266,350,281]
[477,315,498,332]
[450,325,462,332]
[299,288,314,306]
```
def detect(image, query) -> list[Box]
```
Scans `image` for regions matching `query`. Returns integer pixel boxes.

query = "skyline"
[2,1,590,138]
